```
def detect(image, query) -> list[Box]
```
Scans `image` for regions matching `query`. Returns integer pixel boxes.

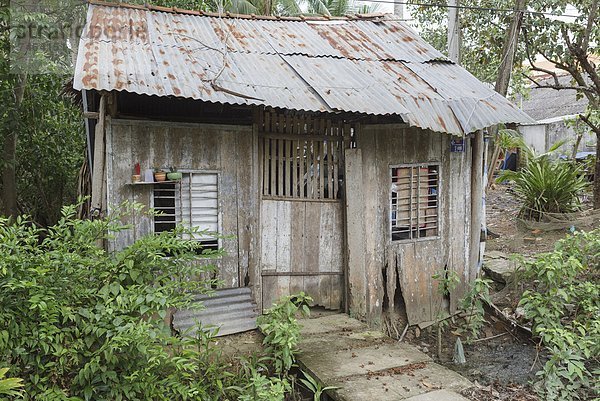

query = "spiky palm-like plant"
[498,141,589,220]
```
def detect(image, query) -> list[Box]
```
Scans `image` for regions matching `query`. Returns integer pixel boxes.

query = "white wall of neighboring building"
[519,115,596,156]
[519,124,546,154]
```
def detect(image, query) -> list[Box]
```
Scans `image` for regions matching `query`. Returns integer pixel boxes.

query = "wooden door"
[257,111,351,310]
[260,199,344,310]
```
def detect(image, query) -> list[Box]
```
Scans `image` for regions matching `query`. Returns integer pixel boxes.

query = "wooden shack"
[74,1,533,330]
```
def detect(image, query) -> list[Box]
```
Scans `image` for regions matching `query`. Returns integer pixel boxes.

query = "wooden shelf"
[128,180,180,186]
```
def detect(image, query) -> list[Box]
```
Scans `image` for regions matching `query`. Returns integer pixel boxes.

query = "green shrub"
[0,203,230,400]
[0,367,23,398]
[237,370,290,401]
[518,229,599,401]
[257,293,312,377]
[456,277,493,343]
[497,138,589,220]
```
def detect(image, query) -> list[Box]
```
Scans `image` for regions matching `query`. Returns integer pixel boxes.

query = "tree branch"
[581,0,598,54]
[521,73,596,94]
[522,26,568,88]
[579,113,600,136]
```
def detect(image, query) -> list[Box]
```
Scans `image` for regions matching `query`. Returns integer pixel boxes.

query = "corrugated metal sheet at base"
[173,287,258,337]
[73,3,535,135]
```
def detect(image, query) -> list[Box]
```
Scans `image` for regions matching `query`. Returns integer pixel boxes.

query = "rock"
[483,254,519,284]
[485,250,507,260]
[514,307,526,319]
[453,338,466,365]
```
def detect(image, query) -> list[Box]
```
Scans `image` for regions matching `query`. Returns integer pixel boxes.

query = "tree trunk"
[579,114,600,209]
[1,73,27,219]
[494,0,526,96]
[486,0,527,191]
[595,133,600,209]
[571,131,583,160]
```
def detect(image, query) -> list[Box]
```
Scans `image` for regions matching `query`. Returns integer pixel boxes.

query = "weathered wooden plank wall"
[106,119,255,291]
[347,124,473,326]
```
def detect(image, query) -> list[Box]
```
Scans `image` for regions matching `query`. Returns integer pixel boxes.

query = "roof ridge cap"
[86,0,390,21]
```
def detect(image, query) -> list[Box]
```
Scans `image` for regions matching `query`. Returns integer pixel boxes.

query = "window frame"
[389,163,441,243]
[151,169,221,250]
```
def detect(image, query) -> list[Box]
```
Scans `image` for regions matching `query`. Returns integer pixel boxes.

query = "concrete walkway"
[297,314,473,401]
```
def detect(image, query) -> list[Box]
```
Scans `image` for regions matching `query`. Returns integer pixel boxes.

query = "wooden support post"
[344,148,367,320]
[90,94,107,218]
[470,130,484,279]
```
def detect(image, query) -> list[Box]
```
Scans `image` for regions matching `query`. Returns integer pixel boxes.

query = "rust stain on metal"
[437,116,447,131]
[315,29,352,58]
[482,99,497,111]
[73,2,534,135]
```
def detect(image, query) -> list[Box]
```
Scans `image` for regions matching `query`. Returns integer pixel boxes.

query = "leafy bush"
[0,203,317,401]
[257,293,312,377]
[500,157,588,219]
[456,278,493,343]
[518,229,599,401]
[0,203,230,400]
[237,371,290,401]
[0,367,23,398]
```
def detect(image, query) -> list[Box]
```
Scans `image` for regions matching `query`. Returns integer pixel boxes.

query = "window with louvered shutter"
[153,172,219,249]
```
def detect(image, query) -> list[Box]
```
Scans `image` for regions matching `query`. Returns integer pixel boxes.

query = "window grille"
[153,172,219,248]
[390,165,439,241]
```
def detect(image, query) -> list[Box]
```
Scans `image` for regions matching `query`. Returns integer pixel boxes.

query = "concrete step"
[296,314,473,401]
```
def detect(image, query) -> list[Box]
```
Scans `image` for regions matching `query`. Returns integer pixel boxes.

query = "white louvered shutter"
[178,173,219,240]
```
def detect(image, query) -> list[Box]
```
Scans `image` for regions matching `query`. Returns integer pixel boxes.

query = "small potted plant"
[153,167,167,182]
[167,167,182,181]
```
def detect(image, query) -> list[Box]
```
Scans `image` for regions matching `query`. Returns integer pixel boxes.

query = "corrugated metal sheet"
[73,2,534,135]
[173,287,258,337]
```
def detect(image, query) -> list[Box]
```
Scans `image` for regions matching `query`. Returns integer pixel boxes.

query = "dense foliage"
[518,228,599,400]
[11,77,85,226]
[0,203,227,400]
[0,1,86,225]
[0,204,316,400]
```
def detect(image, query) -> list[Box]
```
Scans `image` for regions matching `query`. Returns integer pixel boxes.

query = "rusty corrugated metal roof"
[73,2,534,134]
